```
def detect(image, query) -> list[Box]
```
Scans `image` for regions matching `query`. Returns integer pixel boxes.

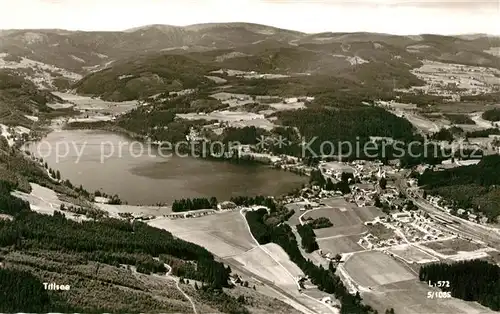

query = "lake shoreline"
[25,129,308,205]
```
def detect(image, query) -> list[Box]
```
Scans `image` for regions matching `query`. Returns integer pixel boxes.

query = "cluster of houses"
[161,202,239,220]
[425,194,488,224]
[357,210,452,250]
[159,201,270,221]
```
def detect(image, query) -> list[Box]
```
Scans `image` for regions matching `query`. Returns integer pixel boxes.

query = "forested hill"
[418,155,500,221]
[0,180,248,313]
[277,106,416,143]
[74,54,215,101]
[273,105,417,159]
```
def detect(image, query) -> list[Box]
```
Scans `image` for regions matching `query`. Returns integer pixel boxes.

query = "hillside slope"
[74,54,214,101]
[1,24,498,80]
[0,70,62,126]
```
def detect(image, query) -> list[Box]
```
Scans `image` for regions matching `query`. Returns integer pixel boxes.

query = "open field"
[304,201,384,240]
[319,197,351,208]
[320,162,355,174]
[317,234,364,255]
[422,238,486,256]
[387,244,439,264]
[148,211,256,258]
[268,101,306,111]
[11,183,88,221]
[485,251,500,265]
[223,285,303,314]
[177,110,276,130]
[204,75,227,84]
[209,92,255,107]
[434,102,498,114]
[344,251,416,287]
[402,113,440,133]
[227,249,338,314]
[304,207,362,227]
[471,112,498,128]
[95,203,173,217]
[405,60,500,96]
[53,92,139,115]
[314,223,367,239]
[262,243,304,279]
[352,206,386,222]
[286,203,307,225]
[363,279,496,314]
[485,47,500,57]
[149,211,334,314]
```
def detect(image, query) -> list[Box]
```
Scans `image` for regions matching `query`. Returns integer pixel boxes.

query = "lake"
[25,130,307,205]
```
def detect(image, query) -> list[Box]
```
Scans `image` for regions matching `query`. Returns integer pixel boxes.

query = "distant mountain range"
[0,23,498,73]
[0,23,499,101]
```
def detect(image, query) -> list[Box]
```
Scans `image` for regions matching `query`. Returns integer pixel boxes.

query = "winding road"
[164,263,198,314]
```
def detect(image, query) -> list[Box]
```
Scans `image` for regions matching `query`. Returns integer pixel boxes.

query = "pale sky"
[0,0,499,35]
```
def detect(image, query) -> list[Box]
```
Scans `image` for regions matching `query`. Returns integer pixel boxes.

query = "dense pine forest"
[419,260,500,311]
[277,106,416,144]
[245,209,377,314]
[418,155,500,221]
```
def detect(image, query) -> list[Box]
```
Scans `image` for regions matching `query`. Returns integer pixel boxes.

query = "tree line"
[172,197,218,212]
[230,195,277,212]
[466,128,500,138]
